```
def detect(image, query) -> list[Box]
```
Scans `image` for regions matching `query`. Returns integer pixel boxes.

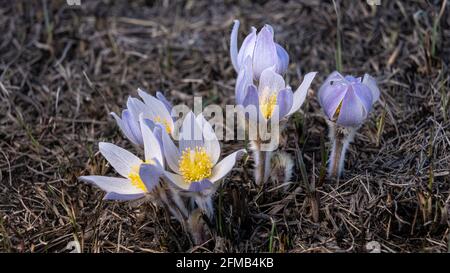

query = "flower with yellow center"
[178,147,213,183]
[79,115,165,201]
[161,112,246,193]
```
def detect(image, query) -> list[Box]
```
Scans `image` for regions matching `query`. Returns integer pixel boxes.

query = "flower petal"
[196,114,221,165]
[139,114,163,166]
[103,192,145,201]
[179,111,204,152]
[156,91,173,113]
[79,176,144,194]
[362,73,380,103]
[336,85,366,127]
[275,43,289,75]
[188,179,214,192]
[163,171,191,190]
[99,142,142,178]
[287,71,317,116]
[230,20,240,71]
[161,127,181,174]
[138,89,174,132]
[252,26,278,80]
[353,83,374,115]
[276,88,294,118]
[111,110,142,145]
[237,27,257,72]
[258,67,286,94]
[318,78,348,120]
[242,84,261,123]
[139,163,163,192]
[209,149,246,183]
[235,57,253,105]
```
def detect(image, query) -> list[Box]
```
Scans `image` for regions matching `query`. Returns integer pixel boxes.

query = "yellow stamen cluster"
[259,92,278,119]
[154,116,172,134]
[332,101,343,121]
[178,147,213,183]
[127,159,155,192]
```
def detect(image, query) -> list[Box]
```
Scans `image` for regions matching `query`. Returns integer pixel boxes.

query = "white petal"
[230,20,240,71]
[237,27,257,72]
[209,149,246,183]
[362,73,380,103]
[258,67,286,94]
[79,176,144,194]
[163,171,190,190]
[287,71,317,116]
[138,89,174,132]
[99,142,142,178]
[196,113,221,165]
[179,111,204,152]
[139,114,163,166]
[161,128,181,173]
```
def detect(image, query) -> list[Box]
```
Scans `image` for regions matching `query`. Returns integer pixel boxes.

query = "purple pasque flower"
[318,71,380,127]
[79,115,164,200]
[230,20,289,80]
[111,89,174,146]
[238,64,317,121]
[160,111,246,193]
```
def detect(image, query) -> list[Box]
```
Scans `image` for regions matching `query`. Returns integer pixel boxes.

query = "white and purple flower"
[160,111,246,193]
[239,65,317,121]
[111,90,174,146]
[318,71,381,178]
[230,20,289,80]
[79,115,164,200]
[318,71,380,127]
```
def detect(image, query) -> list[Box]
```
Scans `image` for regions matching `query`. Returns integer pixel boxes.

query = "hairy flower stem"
[328,122,356,178]
[155,183,188,226]
[251,139,272,185]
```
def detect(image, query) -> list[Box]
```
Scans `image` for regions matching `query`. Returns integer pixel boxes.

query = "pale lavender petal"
[139,114,163,166]
[156,91,172,113]
[151,122,164,151]
[275,43,289,75]
[179,111,204,152]
[352,83,373,115]
[111,111,142,145]
[161,128,181,174]
[164,171,190,190]
[209,149,246,183]
[139,162,163,192]
[287,71,317,116]
[242,84,259,108]
[242,85,260,123]
[362,73,380,102]
[79,176,143,194]
[318,80,348,120]
[98,142,142,178]
[237,27,257,72]
[126,97,147,120]
[188,179,214,192]
[323,71,345,86]
[276,88,294,119]
[196,114,221,165]
[235,57,253,105]
[337,86,366,127]
[258,67,286,94]
[103,192,145,201]
[138,89,174,132]
[252,26,278,79]
[230,20,240,71]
